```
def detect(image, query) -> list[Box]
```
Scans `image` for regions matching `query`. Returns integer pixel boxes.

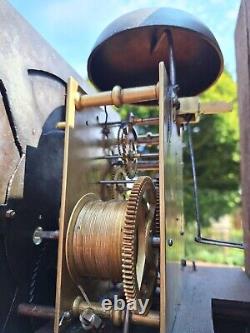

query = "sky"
[9,0,241,80]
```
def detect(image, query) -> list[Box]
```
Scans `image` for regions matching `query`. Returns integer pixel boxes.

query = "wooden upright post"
[235,0,250,274]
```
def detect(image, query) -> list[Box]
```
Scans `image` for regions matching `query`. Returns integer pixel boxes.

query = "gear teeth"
[117,123,137,179]
[154,177,160,237]
[121,176,156,308]
[111,166,127,200]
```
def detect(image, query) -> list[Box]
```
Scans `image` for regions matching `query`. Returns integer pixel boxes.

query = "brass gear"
[122,176,158,314]
[111,166,128,200]
[117,122,137,179]
[66,176,157,314]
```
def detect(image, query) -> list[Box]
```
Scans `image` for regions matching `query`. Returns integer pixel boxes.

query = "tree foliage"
[120,70,240,226]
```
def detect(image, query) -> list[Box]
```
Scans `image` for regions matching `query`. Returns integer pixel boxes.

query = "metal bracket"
[56,77,82,129]
[66,77,81,128]
[177,97,232,124]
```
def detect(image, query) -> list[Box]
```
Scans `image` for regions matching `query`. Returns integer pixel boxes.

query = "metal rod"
[195,236,244,250]
[18,303,159,328]
[137,153,159,159]
[92,135,159,147]
[76,84,159,109]
[123,308,130,333]
[99,180,136,184]
[38,230,59,240]
[187,124,244,250]
[99,117,159,127]
[33,227,59,245]
[187,124,201,238]
[133,117,159,126]
[99,121,122,126]
[17,304,55,319]
[94,153,159,160]
[101,136,159,147]
[131,312,159,327]
[137,134,159,145]
[98,179,158,185]
[167,31,176,86]
[93,155,121,160]
[76,301,159,328]
[137,162,159,171]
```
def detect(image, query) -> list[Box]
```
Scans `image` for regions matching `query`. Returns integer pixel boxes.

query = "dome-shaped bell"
[87,7,223,97]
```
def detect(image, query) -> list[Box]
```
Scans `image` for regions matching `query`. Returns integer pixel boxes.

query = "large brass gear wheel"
[66,176,157,314]
[122,176,158,314]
